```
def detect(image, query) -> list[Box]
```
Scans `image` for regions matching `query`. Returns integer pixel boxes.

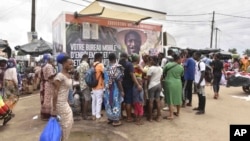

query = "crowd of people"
[40,50,220,140]
[1,50,250,141]
[0,58,20,125]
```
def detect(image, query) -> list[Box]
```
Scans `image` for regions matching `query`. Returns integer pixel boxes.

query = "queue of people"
[1,50,234,141]
[48,50,214,140]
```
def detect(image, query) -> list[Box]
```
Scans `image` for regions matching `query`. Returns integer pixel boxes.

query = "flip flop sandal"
[107,119,113,124]
[112,121,122,127]
[135,121,144,125]
[74,117,81,121]
[214,94,218,99]
[155,117,162,122]
[126,118,133,122]
[173,112,179,117]
[163,116,173,120]
[121,115,127,120]
[83,116,91,120]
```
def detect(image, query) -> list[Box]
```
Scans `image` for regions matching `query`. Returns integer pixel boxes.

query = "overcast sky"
[0,0,249,55]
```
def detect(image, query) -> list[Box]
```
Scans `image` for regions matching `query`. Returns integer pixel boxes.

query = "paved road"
[1,86,250,141]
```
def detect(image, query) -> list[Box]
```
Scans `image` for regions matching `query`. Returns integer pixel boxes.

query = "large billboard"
[53,13,162,66]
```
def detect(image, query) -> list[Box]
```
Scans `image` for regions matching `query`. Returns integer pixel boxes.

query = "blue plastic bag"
[40,117,62,141]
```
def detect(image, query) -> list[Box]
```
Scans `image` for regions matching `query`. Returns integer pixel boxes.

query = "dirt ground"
[1,86,250,141]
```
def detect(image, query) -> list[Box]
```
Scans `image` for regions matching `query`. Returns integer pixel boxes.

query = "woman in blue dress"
[104,53,124,126]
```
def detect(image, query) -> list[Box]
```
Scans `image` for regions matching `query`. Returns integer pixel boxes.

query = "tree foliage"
[228,48,237,54]
[243,49,250,57]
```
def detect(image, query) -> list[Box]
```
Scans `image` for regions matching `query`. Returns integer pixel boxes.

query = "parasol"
[15,38,53,56]
[0,56,8,61]
[0,39,8,48]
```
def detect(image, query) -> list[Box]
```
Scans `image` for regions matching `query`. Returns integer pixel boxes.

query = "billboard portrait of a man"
[117,29,147,55]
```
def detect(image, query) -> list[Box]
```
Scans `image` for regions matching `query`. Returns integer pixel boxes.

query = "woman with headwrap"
[40,54,56,120]
[3,58,18,100]
[52,53,74,141]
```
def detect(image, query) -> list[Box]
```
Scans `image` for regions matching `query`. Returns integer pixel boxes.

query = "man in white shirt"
[193,52,206,115]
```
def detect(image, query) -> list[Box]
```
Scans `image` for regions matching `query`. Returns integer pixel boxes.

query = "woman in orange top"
[91,53,105,122]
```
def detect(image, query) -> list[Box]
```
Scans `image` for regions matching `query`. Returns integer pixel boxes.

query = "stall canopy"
[76,0,166,23]
[15,38,52,56]
[0,39,8,48]
[0,39,12,58]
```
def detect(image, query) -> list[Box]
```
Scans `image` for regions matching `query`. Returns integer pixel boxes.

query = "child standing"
[131,54,144,125]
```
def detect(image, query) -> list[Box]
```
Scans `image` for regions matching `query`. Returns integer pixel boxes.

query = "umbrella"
[0,39,8,48]
[0,56,8,61]
[15,38,53,56]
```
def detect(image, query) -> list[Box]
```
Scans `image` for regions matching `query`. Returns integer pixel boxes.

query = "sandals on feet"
[148,117,153,122]
[173,112,179,117]
[126,118,133,122]
[214,94,219,99]
[107,119,113,124]
[155,116,162,122]
[163,116,173,120]
[112,121,122,127]
[83,116,92,120]
[135,121,144,125]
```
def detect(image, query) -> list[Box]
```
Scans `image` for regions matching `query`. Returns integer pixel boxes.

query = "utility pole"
[210,11,215,48]
[215,27,220,49]
[31,0,36,32]
[28,0,37,42]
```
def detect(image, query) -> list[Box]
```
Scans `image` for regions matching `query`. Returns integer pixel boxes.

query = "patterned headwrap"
[7,58,16,69]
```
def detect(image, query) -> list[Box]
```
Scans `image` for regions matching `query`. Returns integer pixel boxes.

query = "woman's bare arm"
[52,80,60,115]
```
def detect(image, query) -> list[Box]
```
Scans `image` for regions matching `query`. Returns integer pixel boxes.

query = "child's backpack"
[84,63,100,88]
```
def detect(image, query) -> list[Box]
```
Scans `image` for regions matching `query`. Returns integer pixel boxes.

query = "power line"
[82,0,93,3]
[0,1,29,19]
[216,13,250,19]
[220,31,248,48]
[165,19,210,23]
[165,22,210,26]
[167,13,211,16]
[38,0,56,24]
[61,0,87,7]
